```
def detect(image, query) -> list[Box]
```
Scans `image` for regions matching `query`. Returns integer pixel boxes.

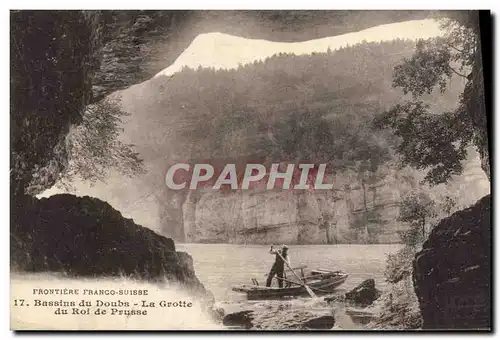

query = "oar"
[276,252,317,298]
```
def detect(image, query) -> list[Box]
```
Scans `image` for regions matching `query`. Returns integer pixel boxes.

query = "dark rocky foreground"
[11,194,211,301]
[413,194,491,330]
[220,301,338,330]
[218,279,382,330]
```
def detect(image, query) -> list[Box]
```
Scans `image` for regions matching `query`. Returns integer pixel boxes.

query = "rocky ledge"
[413,194,491,330]
[220,301,337,330]
[11,194,211,303]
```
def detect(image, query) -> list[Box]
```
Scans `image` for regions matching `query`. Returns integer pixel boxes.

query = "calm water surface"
[177,243,403,302]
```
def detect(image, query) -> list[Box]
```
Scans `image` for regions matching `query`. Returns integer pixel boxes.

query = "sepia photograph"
[9,9,492,331]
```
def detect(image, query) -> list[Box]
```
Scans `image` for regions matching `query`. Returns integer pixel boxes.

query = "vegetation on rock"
[374,14,489,185]
[57,95,146,191]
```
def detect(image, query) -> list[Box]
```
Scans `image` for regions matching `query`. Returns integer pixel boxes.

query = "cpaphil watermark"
[165,162,335,191]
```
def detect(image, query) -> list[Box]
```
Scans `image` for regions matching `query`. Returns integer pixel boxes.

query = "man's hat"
[282,244,288,249]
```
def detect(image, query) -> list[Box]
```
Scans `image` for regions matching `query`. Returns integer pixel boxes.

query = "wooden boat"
[232,266,348,300]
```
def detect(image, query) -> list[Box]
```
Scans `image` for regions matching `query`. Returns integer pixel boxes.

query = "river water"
[177,243,402,302]
[177,243,404,329]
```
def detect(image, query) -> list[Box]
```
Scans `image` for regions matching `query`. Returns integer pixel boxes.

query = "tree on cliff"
[56,95,146,190]
[374,13,489,185]
[397,192,437,247]
[384,191,438,285]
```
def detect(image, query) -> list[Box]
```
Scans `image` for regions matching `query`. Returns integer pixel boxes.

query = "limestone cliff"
[182,151,489,244]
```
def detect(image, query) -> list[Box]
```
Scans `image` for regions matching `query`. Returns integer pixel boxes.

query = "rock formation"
[222,310,254,329]
[344,279,381,307]
[221,303,337,330]
[180,153,489,244]
[11,194,209,300]
[302,315,336,330]
[413,194,491,330]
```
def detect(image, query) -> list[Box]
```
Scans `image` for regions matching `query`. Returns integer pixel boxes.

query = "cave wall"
[10,11,101,196]
[413,194,491,329]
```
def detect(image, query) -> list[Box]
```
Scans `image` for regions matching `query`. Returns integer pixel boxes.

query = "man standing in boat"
[266,245,290,288]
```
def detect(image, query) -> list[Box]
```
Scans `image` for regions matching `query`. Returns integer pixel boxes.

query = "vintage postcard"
[10,9,491,331]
